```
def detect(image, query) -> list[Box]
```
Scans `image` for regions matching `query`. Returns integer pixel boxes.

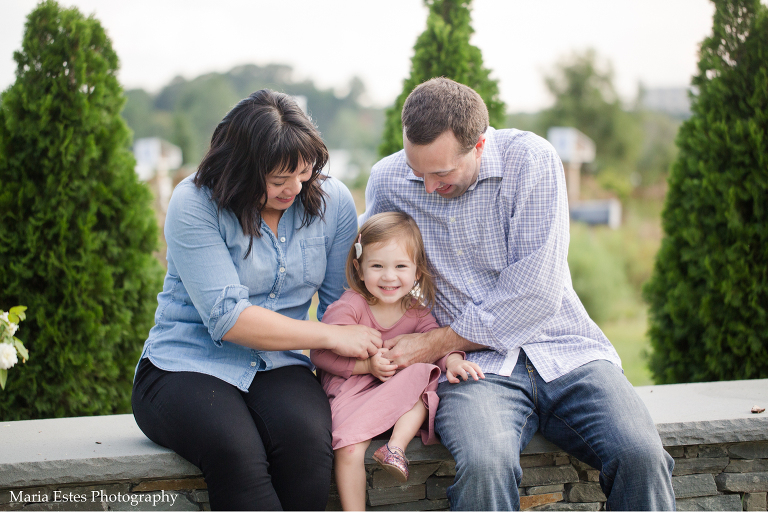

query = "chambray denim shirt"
[138,174,358,391]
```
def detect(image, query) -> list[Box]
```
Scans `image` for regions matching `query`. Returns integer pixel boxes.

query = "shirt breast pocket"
[301,237,327,287]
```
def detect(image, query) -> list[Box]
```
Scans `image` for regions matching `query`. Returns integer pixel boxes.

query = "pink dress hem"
[310,291,449,450]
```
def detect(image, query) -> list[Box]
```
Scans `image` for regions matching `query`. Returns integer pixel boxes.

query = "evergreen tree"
[0,1,164,418]
[379,0,505,157]
[643,0,768,383]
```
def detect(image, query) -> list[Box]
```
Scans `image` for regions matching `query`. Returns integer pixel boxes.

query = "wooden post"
[564,161,580,204]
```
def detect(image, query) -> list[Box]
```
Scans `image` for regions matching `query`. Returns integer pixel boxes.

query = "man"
[360,77,675,511]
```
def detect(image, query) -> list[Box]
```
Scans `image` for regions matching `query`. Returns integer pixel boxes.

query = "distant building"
[547,127,596,166]
[133,138,182,181]
[547,127,621,229]
[641,87,692,118]
[547,127,595,205]
[323,149,359,182]
[133,138,182,213]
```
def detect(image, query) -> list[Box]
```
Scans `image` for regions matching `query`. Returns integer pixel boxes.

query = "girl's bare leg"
[334,439,371,511]
[389,398,428,451]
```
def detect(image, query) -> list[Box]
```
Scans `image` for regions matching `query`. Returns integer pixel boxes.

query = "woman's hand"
[366,349,398,383]
[445,353,485,384]
[328,324,382,359]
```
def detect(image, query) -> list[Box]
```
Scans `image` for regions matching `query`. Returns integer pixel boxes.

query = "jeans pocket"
[301,237,327,287]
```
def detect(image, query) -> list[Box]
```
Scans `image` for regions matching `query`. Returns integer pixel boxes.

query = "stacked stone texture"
[1,441,767,511]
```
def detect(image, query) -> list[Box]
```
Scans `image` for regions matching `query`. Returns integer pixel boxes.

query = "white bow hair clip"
[354,234,363,259]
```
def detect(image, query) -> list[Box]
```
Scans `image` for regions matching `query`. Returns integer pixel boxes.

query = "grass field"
[599,313,654,386]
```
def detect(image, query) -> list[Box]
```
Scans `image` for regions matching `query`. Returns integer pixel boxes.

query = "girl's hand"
[368,349,398,382]
[446,355,485,384]
[329,324,383,359]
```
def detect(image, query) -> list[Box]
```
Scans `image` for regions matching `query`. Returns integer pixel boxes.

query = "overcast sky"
[1,0,730,112]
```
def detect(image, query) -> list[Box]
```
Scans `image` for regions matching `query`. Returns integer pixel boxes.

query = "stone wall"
[2,439,767,511]
[347,439,768,511]
[1,379,766,511]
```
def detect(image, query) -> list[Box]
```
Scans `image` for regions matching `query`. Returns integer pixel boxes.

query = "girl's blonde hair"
[346,212,436,313]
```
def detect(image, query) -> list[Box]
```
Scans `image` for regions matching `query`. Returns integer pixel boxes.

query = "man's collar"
[404,127,502,185]
[476,127,503,182]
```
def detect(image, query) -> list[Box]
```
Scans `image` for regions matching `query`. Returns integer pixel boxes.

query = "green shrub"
[0,1,164,418]
[643,0,768,383]
[568,223,635,323]
[378,0,505,157]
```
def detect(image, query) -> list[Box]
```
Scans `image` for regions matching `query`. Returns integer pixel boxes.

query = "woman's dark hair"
[194,89,329,257]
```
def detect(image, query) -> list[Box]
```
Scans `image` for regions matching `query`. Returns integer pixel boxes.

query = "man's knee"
[628,442,673,475]
[456,444,522,486]
[602,438,673,484]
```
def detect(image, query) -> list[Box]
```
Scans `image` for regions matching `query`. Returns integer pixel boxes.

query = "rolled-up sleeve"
[164,182,253,344]
[450,146,570,351]
[208,284,251,345]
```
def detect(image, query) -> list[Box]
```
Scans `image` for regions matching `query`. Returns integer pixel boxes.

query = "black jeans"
[131,358,333,511]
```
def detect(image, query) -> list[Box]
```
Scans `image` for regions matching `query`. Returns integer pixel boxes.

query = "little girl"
[310,211,483,511]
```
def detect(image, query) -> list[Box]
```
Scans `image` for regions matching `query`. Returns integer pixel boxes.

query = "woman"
[131,90,382,511]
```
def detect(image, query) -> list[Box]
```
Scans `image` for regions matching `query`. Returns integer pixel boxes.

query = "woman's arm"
[223,307,382,359]
[166,181,381,359]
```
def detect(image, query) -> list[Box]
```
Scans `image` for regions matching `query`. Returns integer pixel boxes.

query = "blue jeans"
[435,351,675,511]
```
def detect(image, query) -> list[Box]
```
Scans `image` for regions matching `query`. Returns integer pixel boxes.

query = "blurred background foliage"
[120,52,683,388]
[3,0,763,421]
[508,49,684,199]
[121,64,384,183]
[116,0,684,388]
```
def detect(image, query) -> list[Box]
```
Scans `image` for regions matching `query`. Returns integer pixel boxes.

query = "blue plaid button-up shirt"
[360,128,622,382]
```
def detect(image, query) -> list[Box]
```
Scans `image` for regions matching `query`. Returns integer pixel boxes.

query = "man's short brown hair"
[401,77,489,153]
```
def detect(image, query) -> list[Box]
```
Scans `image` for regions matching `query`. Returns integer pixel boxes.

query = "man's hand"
[382,326,486,368]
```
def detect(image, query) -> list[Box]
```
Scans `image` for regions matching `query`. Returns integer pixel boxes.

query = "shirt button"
[450,217,456,223]
[457,250,463,256]
[468,279,474,284]
[250,362,257,367]
[269,293,275,298]
[280,237,286,243]
[279,267,285,273]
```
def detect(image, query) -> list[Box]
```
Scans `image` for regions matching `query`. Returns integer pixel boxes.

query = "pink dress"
[310,290,455,450]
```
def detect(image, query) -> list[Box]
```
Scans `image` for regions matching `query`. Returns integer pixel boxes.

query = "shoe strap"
[387,444,409,464]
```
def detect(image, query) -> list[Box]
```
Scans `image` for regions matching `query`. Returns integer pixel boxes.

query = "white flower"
[7,323,18,336]
[0,312,8,324]
[0,343,18,370]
